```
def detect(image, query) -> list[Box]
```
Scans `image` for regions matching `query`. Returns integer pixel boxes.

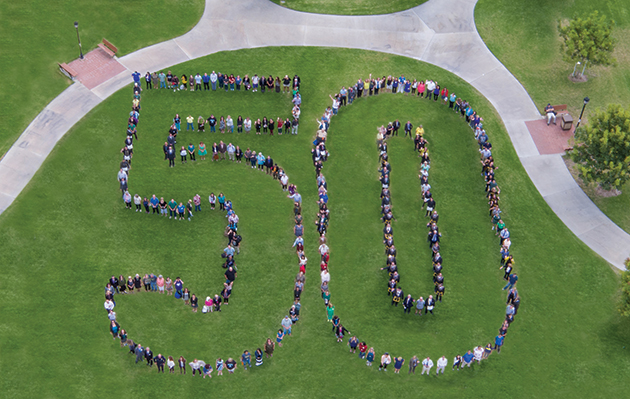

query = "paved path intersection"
[0,0,628,269]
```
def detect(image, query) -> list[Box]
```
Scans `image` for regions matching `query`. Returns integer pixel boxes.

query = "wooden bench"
[97,39,118,57]
[544,104,567,114]
[58,63,78,80]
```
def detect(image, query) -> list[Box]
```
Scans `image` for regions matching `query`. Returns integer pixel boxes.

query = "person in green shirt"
[168,199,177,219]
[326,303,335,322]
[496,220,506,236]
[322,290,330,306]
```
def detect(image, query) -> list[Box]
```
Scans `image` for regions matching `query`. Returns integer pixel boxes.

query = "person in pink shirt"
[156,275,165,294]
[193,194,201,212]
[417,80,426,98]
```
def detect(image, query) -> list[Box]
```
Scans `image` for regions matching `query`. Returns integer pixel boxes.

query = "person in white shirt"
[189,358,205,376]
[167,356,176,373]
[244,117,252,133]
[474,346,484,364]
[280,174,289,191]
[321,269,330,285]
[319,243,329,258]
[436,356,448,374]
[117,169,127,182]
[104,299,115,313]
[210,71,218,90]
[421,357,433,375]
[108,311,117,322]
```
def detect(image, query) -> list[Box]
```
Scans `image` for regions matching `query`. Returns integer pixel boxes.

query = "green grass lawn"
[270,0,426,15]
[0,0,203,157]
[475,0,630,234]
[0,46,628,397]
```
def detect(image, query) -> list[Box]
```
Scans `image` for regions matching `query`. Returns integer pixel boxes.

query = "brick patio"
[525,116,575,155]
[67,47,127,90]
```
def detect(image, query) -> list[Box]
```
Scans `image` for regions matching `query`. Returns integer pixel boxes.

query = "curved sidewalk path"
[1,0,628,270]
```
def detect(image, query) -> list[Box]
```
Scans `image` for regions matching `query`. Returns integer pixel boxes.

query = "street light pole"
[575,97,590,130]
[74,21,83,59]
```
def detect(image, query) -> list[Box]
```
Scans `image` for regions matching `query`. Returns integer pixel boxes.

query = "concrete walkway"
[0,0,628,269]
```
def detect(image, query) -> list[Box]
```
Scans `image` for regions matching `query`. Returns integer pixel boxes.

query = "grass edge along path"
[269,0,427,15]
[0,0,204,156]
[474,0,630,234]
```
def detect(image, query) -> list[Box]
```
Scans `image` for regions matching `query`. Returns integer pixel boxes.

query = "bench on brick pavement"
[97,39,118,58]
[58,63,78,80]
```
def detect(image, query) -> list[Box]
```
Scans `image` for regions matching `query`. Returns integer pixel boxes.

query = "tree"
[558,11,616,76]
[570,104,630,191]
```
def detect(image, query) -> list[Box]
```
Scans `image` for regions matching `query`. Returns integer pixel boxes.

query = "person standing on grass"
[462,350,474,368]
[241,350,252,370]
[409,355,419,374]
[166,356,175,373]
[109,320,120,339]
[226,358,237,374]
[436,356,448,374]
[425,295,435,315]
[393,356,405,374]
[190,194,200,212]
[167,145,176,167]
[156,274,165,294]
[452,354,462,370]
[474,346,484,364]
[366,348,375,366]
[255,348,263,366]
[503,273,518,291]
[421,357,433,375]
[495,334,505,353]
[135,344,144,364]
[415,296,425,315]
[178,356,187,374]
[348,336,359,353]
[144,347,154,367]
[203,362,213,379]
[265,338,275,358]
[155,354,165,373]
[379,353,392,371]
[276,328,285,347]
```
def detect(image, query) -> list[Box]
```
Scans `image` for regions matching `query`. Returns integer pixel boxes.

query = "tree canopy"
[558,11,616,71]
[570,104,630,191]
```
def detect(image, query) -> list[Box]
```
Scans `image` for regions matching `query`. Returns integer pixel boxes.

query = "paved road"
[0,0,627,269]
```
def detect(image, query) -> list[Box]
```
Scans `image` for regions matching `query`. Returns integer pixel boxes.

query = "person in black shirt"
[145,347,154,366]
[167,146,176,168]
[425,198,436,217]
[403,295,414,313]
[109,276,119,294]
[425,295,435,315]
[435,284,445,302]
[225,266,237,285]
[155,354,166,372]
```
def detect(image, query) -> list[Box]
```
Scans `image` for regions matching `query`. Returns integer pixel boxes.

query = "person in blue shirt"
[150,195,159,214]
[218,192,226,211]
[241,350,251,370]
[495,334,505,353]
[224,245,235,258]
[503,273,518,291]
[131,71,141,84]
[177,202,186,220]
[462,350,474,368]
[202,73,210,90]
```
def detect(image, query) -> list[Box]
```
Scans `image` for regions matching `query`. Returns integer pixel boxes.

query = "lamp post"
[74,21,83,59]
[575,97,590,130]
